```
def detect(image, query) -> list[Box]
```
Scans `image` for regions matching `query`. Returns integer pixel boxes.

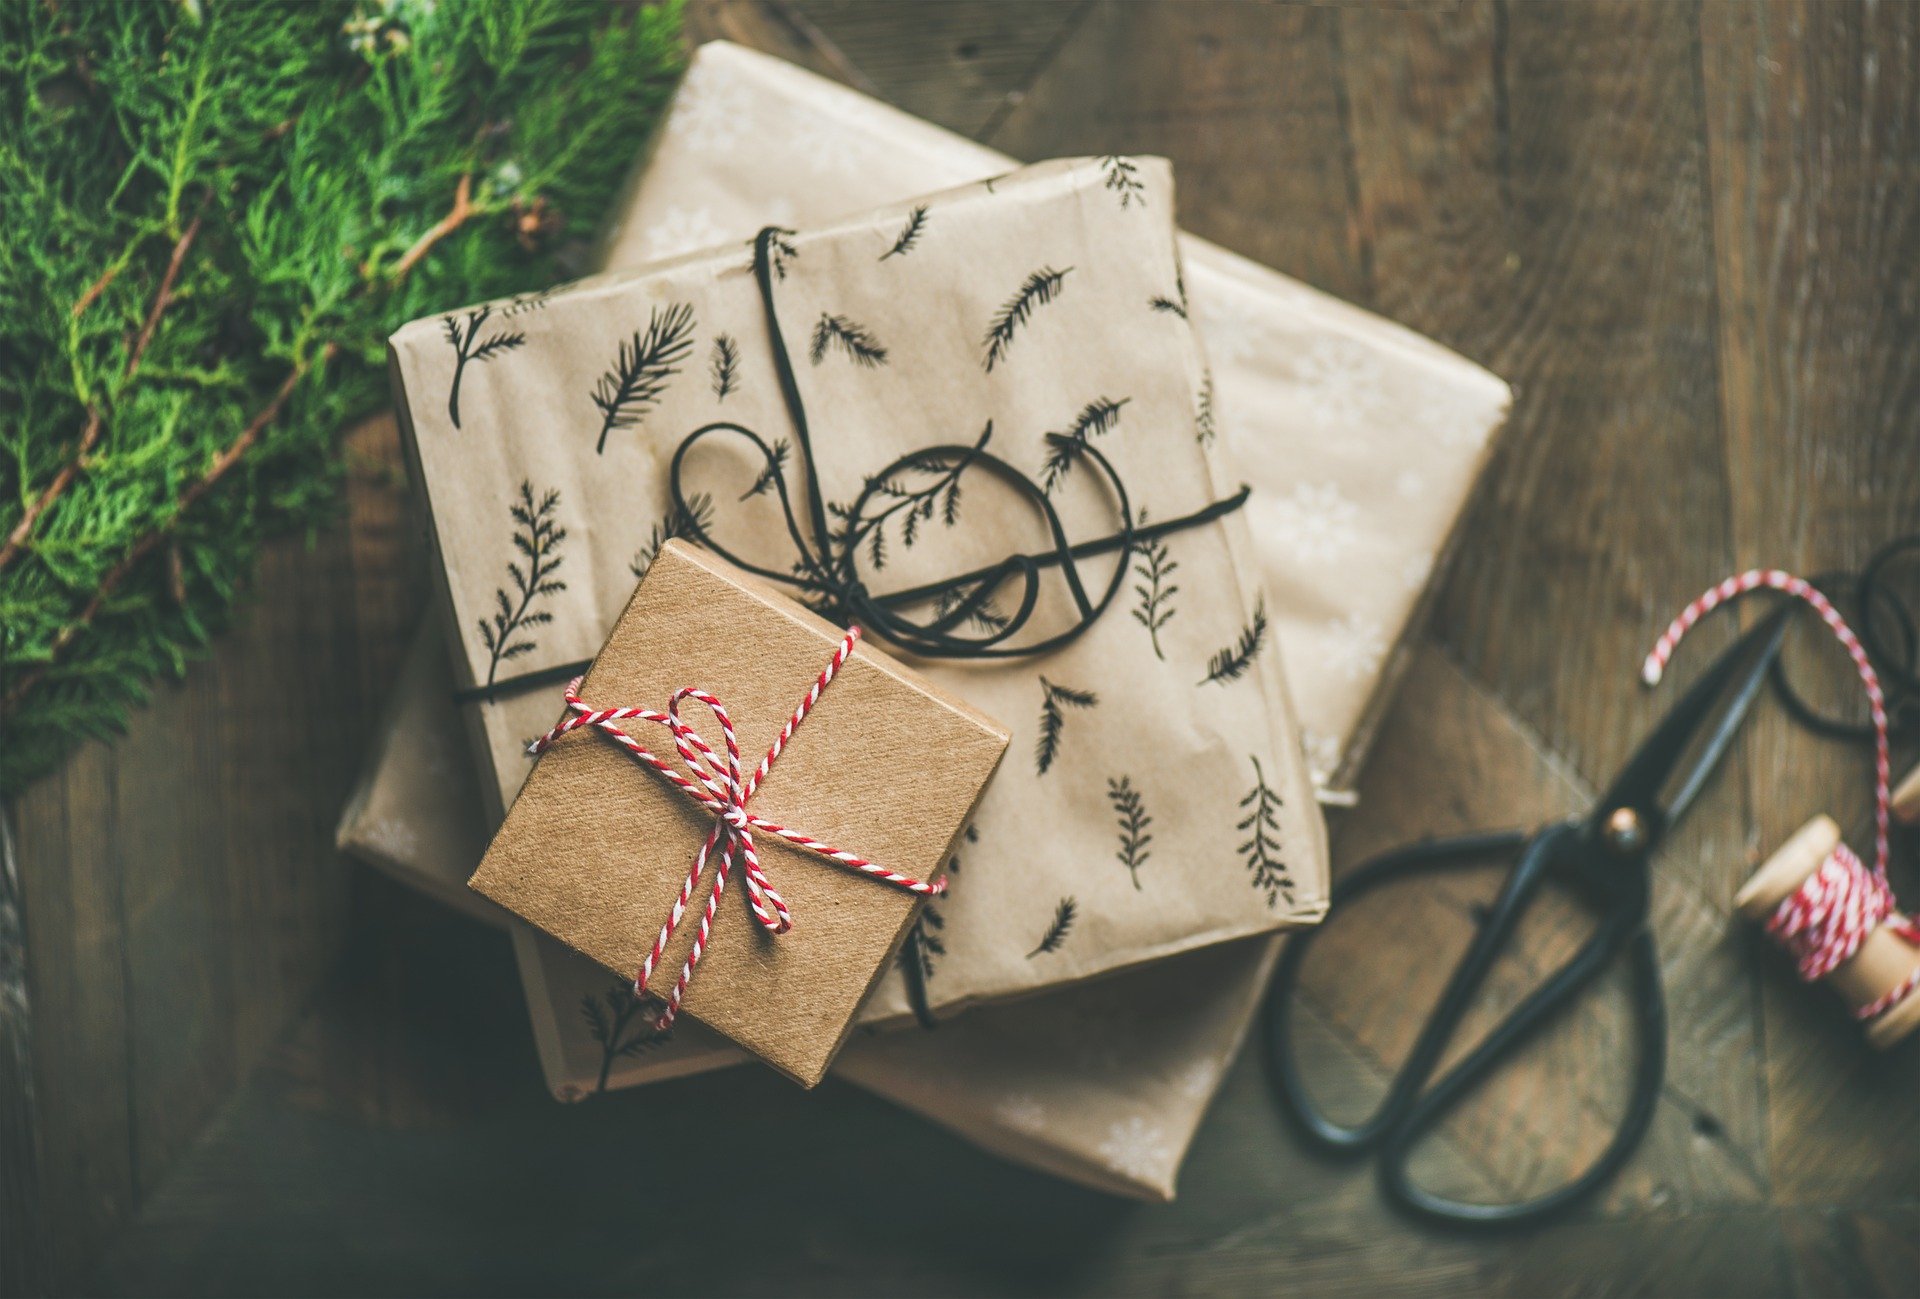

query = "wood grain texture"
[10,2,1920,1294]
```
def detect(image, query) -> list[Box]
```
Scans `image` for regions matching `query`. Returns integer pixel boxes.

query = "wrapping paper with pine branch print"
[388,156,1327,1034]
[616,41,1512,797]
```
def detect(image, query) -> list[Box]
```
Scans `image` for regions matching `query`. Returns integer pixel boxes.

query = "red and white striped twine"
[527,626,943,1031]
[1644,569,1919,1022]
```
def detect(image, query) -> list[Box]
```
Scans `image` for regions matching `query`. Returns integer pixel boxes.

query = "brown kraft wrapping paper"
[470,541,1008,1086]
[338,41,1511,1195]
[387,157,1328,1036]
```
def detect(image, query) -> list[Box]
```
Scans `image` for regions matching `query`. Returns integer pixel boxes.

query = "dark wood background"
[7,2,1920,1294]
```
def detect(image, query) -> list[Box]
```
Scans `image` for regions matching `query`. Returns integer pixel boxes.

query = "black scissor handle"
[1266,823,1667,1230]
[1266,827,1535,1152]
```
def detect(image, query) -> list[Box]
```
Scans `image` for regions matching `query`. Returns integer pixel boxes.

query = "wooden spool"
[1734,814,1920,1050]
[1893,762,1920,826]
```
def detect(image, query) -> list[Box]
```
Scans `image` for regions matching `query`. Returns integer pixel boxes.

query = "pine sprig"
[580,984,670,1094]
[1035,675,1098,775]
[983,266,1071,372]
[1100,155,1146,208]
[443,304,527,428]
[1237,756,1292,907]
[1195,371,1217,447]
[710,331,740,401]
[880,204,928,260]
[1200,599,1268,686]
[1130,518,1178,660]
[629,492,713,578]
[739,439,789,500]
[1040,396,1130,493]
[1027,897,1077,958]
[1107,776,1152,890]
[0,0,686,794]
[827,426,985,573]
[809,313,889,367]
[479,482,567,688]
[592,301,696,453]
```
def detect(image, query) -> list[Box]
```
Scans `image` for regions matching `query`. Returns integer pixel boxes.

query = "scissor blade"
[1592,601,1796,837]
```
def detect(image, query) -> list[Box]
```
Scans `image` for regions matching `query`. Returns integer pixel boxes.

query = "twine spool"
[1734,815,1920,1050]
[1647,571,1919,1048]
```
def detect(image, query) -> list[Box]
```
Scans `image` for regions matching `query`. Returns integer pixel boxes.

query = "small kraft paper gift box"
[389,155,1329,1039]
[470,539,1009,1086]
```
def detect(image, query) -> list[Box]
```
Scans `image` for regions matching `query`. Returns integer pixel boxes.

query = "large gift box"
[342,40,1511,1198]
[389,157,1328,1038]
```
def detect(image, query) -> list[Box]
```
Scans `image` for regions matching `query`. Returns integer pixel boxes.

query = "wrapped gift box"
[388,156,1327,1037]
[341,39,1510,1198]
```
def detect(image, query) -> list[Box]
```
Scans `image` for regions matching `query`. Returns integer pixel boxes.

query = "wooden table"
[7,3,1919,1294]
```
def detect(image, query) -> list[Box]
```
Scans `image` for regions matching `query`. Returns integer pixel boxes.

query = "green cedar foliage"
[0,0,684,793]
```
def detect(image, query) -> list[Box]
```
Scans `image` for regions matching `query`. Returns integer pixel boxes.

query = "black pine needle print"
[983,266,1071,372]
[1130,515,1178,660]
[934,582,1010,634]
[629,491,714,578]
[1100,155,1146,207]
[501,285,560,316]
[442,305,527,428]
[903,823,974,982]
[809,313,889,367]
[1107,776,1152,890]
[1027,897,1077,958]
[1040,396,1130,494]
[592,302,696,454]
[1237,756,1293,907]
[1195,370,1217,447]
[880,204,929,260]
[739,438,790,500]
[827,427,983,573]
[1200,598,1268,686]
[580,984,671,1094]
[765,228,799,280]
[1149,293,1188,318]
[478,482,566,690]
[710,332,740,401]
[1035,675,1098,775]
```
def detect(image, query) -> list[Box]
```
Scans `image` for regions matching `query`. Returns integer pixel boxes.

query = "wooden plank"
[1699,0,1920,1208]
[0,804,51,1297]
[783,0,1090,138]
[985,0,1370,304]
[1334,0,1770,1209]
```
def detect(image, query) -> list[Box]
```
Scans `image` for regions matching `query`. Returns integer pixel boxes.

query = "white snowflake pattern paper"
[1321,613,1387,684]
[1097,1116,1174,1184]
[641,206,727,261]
[1270,481,1360,564]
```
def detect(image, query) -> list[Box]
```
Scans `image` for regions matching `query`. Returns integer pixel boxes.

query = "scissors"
[1265,600,1798,1230]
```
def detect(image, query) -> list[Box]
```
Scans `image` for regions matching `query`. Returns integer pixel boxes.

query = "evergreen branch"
[1236,756,1292,907]
[1100,155,1146,208]
[1130,519,1178,660]
[710,332,739,401]
[1200,598,1268,686]
[1107,775,1152,890]
[880,204,928,260]
[1027,897,1077,958]
[0,213,204,576]
[1040,396,1130,494]
[4,350,322,713]
[443,303,527,428]
[1149,294,1187,318]
[1195,371,1217,447]
[392,173,472,280]
[809,313,888,367]
[738,439,788,500]
[983,266,1071,372]
[481,482,567,689]
[592,302,696,453]
[583,983,668,1094]
[1035,675,1098,775]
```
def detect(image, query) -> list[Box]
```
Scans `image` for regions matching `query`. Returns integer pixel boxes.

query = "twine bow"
[528,626,943,1030]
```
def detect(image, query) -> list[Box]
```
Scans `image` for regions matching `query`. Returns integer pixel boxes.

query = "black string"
[1766,537,1920,743]
[456,224,1250,704]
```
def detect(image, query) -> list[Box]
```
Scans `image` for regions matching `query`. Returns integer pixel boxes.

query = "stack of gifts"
[338,42,1511,1199]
